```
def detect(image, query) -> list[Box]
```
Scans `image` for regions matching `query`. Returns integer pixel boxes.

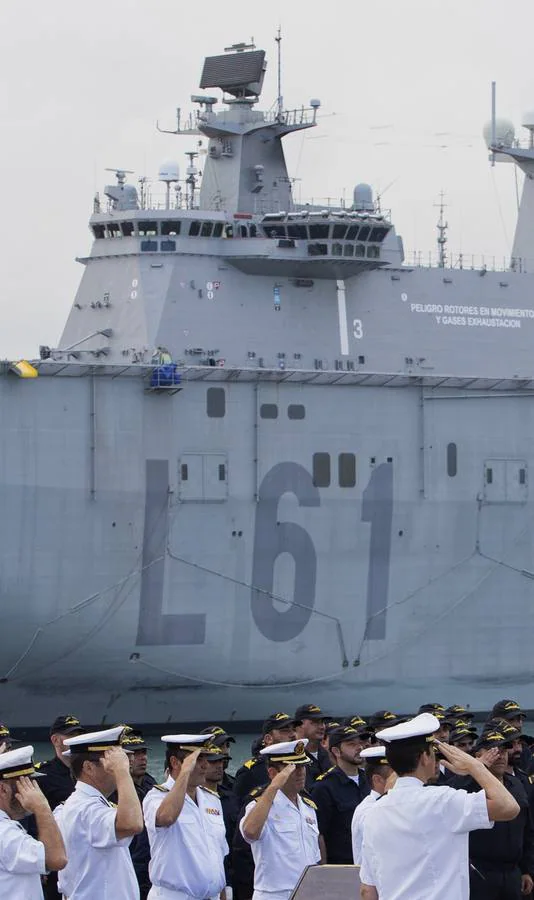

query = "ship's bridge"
[87,205,395,277]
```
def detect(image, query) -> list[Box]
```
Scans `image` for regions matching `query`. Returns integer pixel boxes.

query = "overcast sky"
[0,0,532,357]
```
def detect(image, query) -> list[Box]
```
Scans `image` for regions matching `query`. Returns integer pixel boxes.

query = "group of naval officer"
[0,699,534,899]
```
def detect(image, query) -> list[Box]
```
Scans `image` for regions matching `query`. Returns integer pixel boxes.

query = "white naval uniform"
[360,776,493,900]
[0,809,46,899]
[58,780,139,899]
[351,788,380,865]
[239,789,321,900]
[143,775,227,899]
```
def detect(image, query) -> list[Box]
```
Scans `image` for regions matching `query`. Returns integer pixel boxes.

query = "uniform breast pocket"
[206,814,225,833]
[178,813,197,827]
[273,822,299,847]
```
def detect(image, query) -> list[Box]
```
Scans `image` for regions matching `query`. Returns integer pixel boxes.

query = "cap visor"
[51,727,85,737]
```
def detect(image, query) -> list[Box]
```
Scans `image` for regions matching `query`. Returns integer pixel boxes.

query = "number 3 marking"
[353,318,363,339]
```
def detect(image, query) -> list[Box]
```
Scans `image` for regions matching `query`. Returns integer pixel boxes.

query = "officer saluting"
[0,745,66,899]
[143,733,228,900]
[58,725,144,899]
[240,739,324,900]
[359,713,520,900]
[234,713,296,801]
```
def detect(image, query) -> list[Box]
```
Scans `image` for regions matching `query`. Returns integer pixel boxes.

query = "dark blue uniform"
[311,766,369,863]
[449,772,534,900]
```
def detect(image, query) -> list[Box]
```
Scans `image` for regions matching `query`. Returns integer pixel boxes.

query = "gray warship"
[3,43,534,728]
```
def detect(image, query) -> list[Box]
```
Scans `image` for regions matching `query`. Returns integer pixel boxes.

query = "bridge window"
[201,221,213,237]
[346,225,360,240]
[366,245,380,259]
[309,223,330,239]
[339,452,356,487]
[369,226,388,242]
[120,222,134,236]
[92,224,106,239]
[138,221,158,236]
[106,223,121,238]
[264,225,286,238]
[308,242,328,256]
[140,240,158,251]
[161,221,181,236]
[343,243,354,257]
[332,242,343,256]
[213,222,224,237]
[207,387,226,418]
[161,239,176,252]
[447,442,457,477]
[333,224,348,239]
[355,243,365,257]
[260,403,278,419]
[189,220,201,236]
[313,452,331,487]
[249,224,257,237]
[287,224,307,239]
[358,225,370,241]
[288,404,305,419]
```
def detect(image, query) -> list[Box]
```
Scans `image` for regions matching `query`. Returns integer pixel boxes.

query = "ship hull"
[1,370,533,726]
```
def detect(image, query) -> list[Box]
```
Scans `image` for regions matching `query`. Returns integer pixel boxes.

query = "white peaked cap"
[361,745,387,759]
[161,734,215,748]
[376,713,440,743]
[259,739,310,764]
[0,745,42,778]
[63,725,126,756]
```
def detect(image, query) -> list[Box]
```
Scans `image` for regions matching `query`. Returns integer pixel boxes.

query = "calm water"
[31,735,256,779]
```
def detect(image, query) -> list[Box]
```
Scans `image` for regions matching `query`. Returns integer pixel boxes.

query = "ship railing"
[103,184,203,215]
[406,250,529,273]
[263,106,318,127]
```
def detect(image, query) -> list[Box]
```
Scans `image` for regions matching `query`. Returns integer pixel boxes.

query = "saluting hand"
[15,777,50,814]
[270,764,296,791]
[476,748,502,769]
[102,747,131,776]
[179,748,202,780]
[435,740,481,775]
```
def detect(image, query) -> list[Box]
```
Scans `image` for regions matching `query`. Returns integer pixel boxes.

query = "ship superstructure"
[2,43,534,727]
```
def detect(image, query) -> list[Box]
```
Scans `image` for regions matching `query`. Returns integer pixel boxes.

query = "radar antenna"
[435,190,448,268]
[105,168,134,185]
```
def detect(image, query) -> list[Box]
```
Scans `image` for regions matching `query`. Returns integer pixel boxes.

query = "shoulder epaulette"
[243,758,257,770]
[302,796,317,809]
[529,775,534,784]
[199,785,219,796]
[315,767,335,781]
[249,786,267,800]
[153,784,170,792]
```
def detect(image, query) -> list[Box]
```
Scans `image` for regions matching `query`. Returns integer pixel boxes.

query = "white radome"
[482,117,515,148]
[158,160,180,182]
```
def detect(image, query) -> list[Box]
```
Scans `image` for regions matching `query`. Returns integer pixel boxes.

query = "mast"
[435,191,448,268]
[275,26,283,120]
